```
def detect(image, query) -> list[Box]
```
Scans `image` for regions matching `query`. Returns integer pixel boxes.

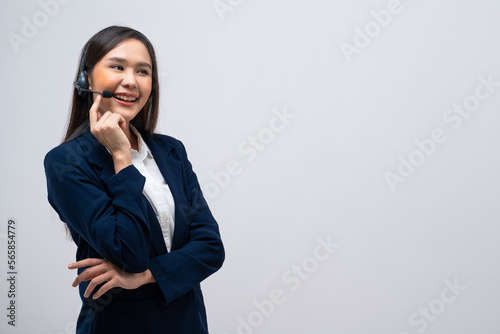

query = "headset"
[73,48,112,98]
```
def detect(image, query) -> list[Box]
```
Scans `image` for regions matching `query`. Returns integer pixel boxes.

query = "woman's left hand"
[68,258,155,299]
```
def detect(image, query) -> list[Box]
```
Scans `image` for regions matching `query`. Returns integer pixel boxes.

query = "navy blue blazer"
[44,127,224,334]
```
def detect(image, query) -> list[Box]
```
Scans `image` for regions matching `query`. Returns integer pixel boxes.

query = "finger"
[84,274,111,298]
[92,281,115,300]
[89,94,102,128]
[98,110,113,121]
[97,112,122,131]
[68,258,106,269]
[72,267,99,287]
[101,112,123,128]
[117,114,127,131]
[72,260,113,287]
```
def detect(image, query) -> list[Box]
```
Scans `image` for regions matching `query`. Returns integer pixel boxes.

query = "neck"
[123,122,139,151]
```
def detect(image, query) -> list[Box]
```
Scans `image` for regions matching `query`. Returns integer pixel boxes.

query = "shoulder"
[44,130,104,180]
[44,139,83,184]
[45,130,97,162]
[44,136,83,168]
[150,132,182,146]
[146,132,189,160]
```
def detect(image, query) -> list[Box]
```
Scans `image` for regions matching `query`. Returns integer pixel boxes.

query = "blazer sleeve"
[148,140,225,306]
[44,145,151,273]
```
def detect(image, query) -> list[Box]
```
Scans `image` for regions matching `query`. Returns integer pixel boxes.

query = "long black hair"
[62,26,160,143]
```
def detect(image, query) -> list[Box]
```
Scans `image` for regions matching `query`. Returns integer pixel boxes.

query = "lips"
[113,94,138,103]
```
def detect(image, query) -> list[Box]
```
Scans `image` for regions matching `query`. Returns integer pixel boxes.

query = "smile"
[113,94,138,102]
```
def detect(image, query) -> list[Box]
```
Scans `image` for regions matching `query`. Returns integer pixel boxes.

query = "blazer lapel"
[140,130,189,251]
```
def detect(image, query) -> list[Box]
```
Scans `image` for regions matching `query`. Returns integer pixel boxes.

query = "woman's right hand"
[89,95,131,155]
[89,95,132,173]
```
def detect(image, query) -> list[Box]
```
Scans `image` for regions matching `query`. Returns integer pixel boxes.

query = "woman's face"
[88,38,153,122]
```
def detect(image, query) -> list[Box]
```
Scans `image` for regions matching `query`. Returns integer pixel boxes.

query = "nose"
[120,69,137,89]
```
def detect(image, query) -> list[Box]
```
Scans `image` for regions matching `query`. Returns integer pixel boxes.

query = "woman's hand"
[89,95,130,153]
[68,258,156,299]
[89,95,132,173]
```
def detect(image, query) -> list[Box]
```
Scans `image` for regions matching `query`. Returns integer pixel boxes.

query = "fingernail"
[68,263,75,268]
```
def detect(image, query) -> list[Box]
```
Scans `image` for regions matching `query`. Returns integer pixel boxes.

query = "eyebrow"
[106,56,152,69]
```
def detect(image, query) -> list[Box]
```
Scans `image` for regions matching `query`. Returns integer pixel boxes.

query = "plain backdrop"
[1,0,499,333]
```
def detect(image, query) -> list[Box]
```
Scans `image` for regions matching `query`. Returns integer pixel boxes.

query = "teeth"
[114,95,138,102]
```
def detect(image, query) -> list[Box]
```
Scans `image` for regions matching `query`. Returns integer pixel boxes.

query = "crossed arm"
[68,258,155,299]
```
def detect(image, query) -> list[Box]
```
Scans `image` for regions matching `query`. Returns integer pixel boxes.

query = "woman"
[44,26,224,334]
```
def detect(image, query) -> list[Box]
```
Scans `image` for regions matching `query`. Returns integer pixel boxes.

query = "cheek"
[141,80,153,95]
[142,82,153,101]
[91,70,116,89]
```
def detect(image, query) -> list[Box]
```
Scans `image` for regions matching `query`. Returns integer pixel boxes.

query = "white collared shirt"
[129,124,175,252]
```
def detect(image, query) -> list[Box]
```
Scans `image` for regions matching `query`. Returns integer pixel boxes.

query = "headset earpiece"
[73,49,89,96]
[71,48,112,99]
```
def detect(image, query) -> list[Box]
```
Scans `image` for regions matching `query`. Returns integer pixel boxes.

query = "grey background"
[1,0,499,333]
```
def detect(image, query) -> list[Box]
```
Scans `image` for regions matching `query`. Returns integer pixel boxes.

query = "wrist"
[111,150,132,173]
[110,149,131,161]
[142,269,156,285]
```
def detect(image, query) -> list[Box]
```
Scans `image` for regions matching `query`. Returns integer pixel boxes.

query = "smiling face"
[87,38,153,122]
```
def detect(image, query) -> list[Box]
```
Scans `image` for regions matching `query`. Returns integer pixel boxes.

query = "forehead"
[102,39,152,65]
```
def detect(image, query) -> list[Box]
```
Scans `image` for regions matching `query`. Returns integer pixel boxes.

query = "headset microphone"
[73,49,113,98]
[72,83,113,98]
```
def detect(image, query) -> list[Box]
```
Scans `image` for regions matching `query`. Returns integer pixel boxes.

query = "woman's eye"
[138,69,149,75]
[111,65,123,70]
